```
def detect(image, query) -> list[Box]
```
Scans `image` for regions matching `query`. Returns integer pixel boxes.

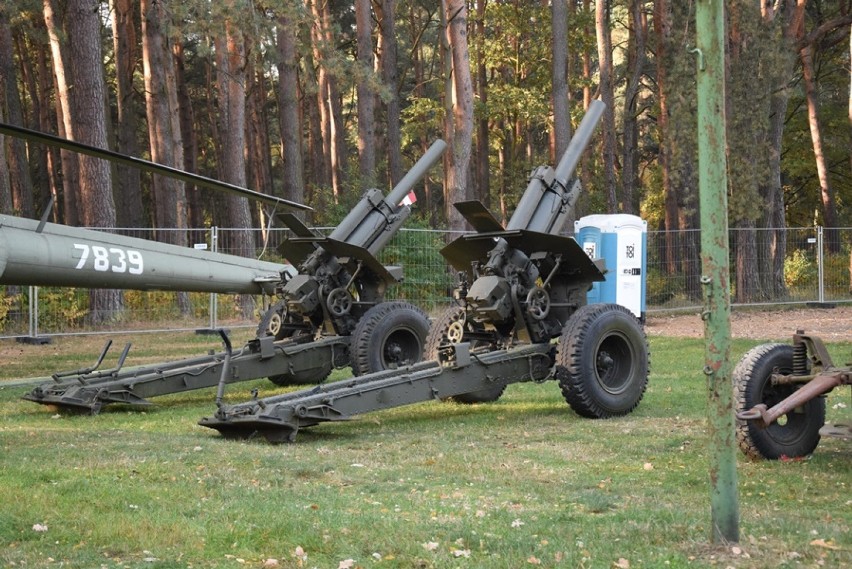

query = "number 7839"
[73,243,144,274]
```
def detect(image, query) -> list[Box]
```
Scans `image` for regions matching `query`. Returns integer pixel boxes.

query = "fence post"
[210,226,219,330]
[28,286,36,337]
[17,285,50,344]
[817,226,825,304]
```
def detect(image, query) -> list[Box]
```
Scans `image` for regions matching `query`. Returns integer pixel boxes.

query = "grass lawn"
[0,333,849,568]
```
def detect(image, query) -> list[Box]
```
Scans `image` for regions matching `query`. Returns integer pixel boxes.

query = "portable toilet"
[575,214,647,319]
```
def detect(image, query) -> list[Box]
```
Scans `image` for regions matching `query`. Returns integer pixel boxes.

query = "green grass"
[0,334,850,568]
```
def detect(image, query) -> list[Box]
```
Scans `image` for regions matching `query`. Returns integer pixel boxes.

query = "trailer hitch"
[737,370,847,428]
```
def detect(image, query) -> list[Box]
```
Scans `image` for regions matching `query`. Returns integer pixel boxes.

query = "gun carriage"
[200,100,651,442]
[0,121,445,412]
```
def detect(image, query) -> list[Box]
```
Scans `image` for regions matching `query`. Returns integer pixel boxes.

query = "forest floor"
[645,304,852,342]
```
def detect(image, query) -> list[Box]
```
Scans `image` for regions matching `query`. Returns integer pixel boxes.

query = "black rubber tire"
[424,306,506,404]
[349,302,430,376]
[556,303,649,418]
[257,301,331,386]
[733,343,825,460]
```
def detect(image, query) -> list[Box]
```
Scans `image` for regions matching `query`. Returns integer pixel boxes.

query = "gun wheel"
[734,343,825,460]
[350,302,430,376]
[257,300,288,339]
[556,303,649,418]
[425,306,506,404]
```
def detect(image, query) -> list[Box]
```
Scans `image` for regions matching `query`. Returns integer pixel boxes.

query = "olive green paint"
[695,0,739,543]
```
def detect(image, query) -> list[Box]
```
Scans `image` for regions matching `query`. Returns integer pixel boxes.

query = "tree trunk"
[215,20,256,318]
[34,41,62,221]
[0,9,35,218]
[173,41,204,230]
[734,223,761,303]
[498,125,511,223]
[142,3,191,315]
[409,3,435,224]
[760,0,804,299]
[142,0,187,234]
[309,0,343,202]
[595,0,617,213]
[551,0,570,162]
[0,100,11,214]
[43,0,80,226]
[248,55,274,201]
[378,0,403,187]
[440,1,455,223]
[64,0,122,323]
[727,2,766,303]
[275,13,305,218]
[303,45,327,212]
[766,88,789,298]
[61,3,114,217]
[110,0,145,228]
[16,31,55,219]
[444,0,474,233]
[582,0,592,111]
[621,0,645,215]
[800,43,839,253]
[473,0,489,207]
[355,0,377,189]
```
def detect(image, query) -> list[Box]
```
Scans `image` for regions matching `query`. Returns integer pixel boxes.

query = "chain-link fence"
[647,226,852,309]
[2,225,850,339]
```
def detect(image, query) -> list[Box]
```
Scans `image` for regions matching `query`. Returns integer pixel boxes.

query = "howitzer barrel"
[507,100,605,234]
[327,140,446,255]
[553,99,605,185]
[385,139,447,207]
[0,215,287,294]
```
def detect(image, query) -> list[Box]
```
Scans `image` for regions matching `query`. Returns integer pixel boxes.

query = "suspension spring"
[792,340,808,376]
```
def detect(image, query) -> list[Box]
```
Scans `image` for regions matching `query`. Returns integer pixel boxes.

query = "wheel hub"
[446,320,465,344]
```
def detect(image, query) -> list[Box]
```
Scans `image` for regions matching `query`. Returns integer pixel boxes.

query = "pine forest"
[0,1,851,307]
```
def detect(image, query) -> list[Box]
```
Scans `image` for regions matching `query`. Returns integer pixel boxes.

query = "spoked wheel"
[424,306,506,404]
[257,301,331,386]
[349,302,431,376]
[556,303,649,418]
[257,300,290,340]
[734,343,825,460]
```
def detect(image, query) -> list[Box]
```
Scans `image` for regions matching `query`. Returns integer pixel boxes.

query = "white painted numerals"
[73,243,143,275]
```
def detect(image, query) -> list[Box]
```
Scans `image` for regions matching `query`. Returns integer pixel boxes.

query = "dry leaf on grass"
[810,539,840,550]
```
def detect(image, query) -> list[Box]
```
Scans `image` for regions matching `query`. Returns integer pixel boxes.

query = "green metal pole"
[695,0,739,543]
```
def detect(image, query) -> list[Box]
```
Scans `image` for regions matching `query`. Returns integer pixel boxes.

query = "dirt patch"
[645,305,852,342]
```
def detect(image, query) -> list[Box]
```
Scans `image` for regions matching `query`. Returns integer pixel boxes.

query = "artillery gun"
[735,331,851,459]
[1,121,445,412]
[257,139,447,382]
[199,100,651,442]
